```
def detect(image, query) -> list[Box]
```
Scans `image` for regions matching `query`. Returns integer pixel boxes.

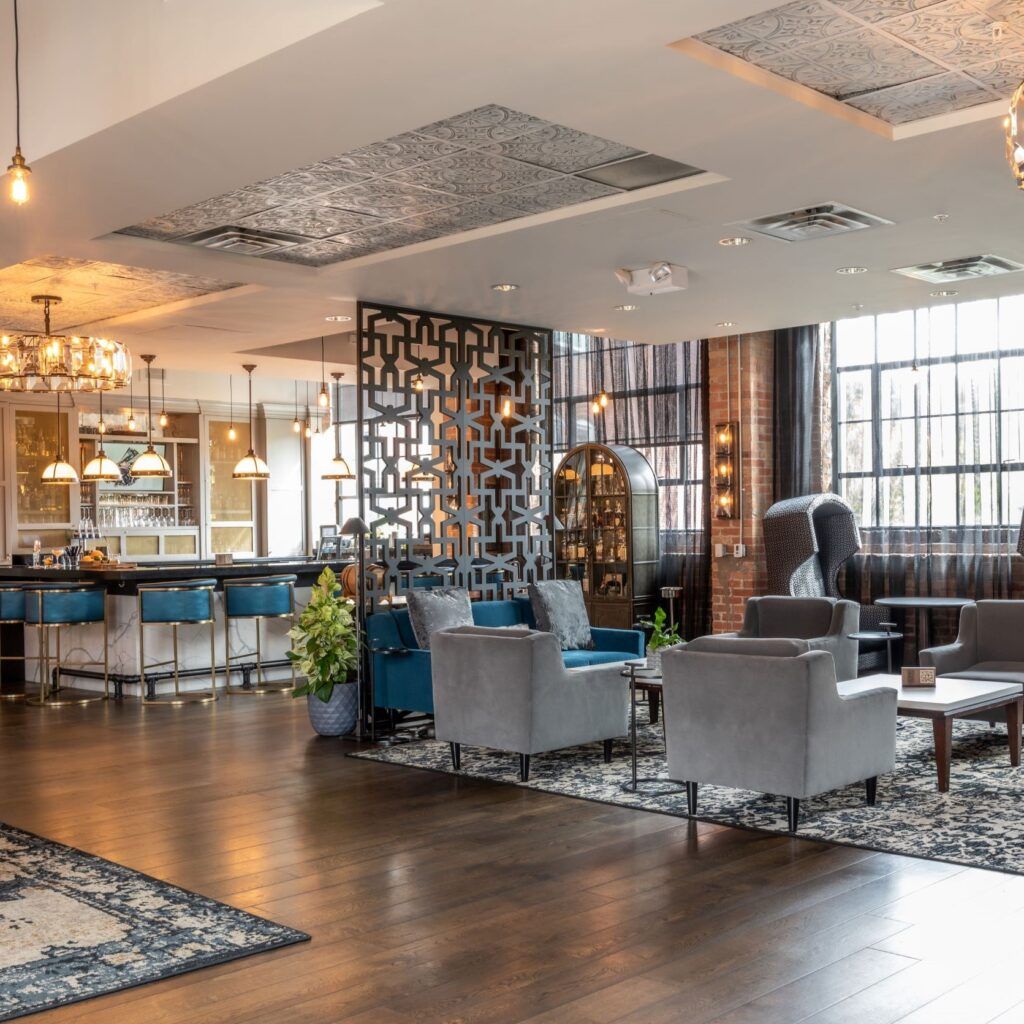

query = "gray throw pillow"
[407,588,473,650]
[528,580,594,651]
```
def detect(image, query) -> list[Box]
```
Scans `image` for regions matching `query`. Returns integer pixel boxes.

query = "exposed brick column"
[707,332,775,632]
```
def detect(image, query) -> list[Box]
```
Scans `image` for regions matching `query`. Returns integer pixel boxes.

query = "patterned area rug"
[0,824,308,1021]
[353,709,1024,875]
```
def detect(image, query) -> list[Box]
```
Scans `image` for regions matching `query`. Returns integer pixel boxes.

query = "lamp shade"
[130,444,172,478]
[321,454,355,481]
[81,452,121,482]
[41,458,78,485]
[233,449,270,480]
[340,516,369,536]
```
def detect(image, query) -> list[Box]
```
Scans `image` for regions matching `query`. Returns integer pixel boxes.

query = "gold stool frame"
[223,578,297,696]
[24,587,109,707]
[138,583,218,706]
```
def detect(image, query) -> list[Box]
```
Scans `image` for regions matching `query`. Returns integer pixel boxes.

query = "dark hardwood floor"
[3,697,1024,1023]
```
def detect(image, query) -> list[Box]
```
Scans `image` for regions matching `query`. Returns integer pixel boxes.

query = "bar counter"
[1,558,354,698]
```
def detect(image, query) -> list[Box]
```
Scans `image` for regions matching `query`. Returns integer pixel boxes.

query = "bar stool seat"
[0,585,28,701]
[138,578,218,705]
[223,574,297,695]
[23,583,108,706]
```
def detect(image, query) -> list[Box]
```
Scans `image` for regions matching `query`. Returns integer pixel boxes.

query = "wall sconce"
[714,421,738,519]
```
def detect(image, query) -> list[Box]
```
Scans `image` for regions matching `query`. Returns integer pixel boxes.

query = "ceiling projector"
[614,262,688,296]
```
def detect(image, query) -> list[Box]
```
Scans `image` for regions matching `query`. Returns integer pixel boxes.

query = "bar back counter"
[0,558,351,700]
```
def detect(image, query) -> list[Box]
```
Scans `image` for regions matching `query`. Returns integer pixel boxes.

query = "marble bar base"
[22,587,310,697]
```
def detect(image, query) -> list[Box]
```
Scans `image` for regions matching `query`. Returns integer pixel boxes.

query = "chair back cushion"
[140,580,215,624]
[976,600,1024,663]
[406,587,473,650]
[754,596,835,639]
[528,580,594,650]
[224,575,296,618]
[685,636,810,659]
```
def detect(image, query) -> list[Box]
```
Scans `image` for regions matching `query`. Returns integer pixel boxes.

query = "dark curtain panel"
[773,324,822,502]
[552,334,710,638]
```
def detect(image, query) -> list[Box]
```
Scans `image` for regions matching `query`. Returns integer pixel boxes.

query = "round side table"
[620,660,686,797]
[848,628,903,674]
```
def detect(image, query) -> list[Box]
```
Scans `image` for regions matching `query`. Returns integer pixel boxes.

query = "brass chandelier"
[0,295,131,392]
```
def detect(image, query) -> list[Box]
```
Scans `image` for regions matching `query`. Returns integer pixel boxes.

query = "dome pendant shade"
[40,457,78,485]
[130,444,171,478]
[81,451,121,482]
[233,450,270,480]
[321,454,355,481]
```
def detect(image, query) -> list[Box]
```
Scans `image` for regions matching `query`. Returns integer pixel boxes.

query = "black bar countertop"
[0,557,354,593]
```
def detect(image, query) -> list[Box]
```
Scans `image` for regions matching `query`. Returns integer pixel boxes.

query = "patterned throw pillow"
[528,580,594,651]
[406,588,473,650]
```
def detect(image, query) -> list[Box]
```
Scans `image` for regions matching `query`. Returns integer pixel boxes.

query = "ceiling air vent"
[892,255,1024,284]
[180,226,308,256]
[734,202,892,242]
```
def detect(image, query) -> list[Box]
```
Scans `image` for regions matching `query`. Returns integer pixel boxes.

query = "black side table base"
[621,776,687,798]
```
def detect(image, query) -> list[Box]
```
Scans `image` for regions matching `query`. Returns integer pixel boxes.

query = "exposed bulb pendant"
[227,374,236,441]
[158,365,168,428]
[41,390,77,485]
[82,389,120,482]
[232,364,270,481]
[292,380,301,433]
[599,389,609,408]
[322,371,354,480]
[501,395,512,419]
[6,1,30,206]
[129,355,172,478]
[318,336,330,408]
[127,369,136,430]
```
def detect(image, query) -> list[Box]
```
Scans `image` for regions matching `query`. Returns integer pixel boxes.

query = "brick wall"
[708,332,775,632]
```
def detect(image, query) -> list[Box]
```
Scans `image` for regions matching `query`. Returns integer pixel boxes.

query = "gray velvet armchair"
[693,596,860,681]
[661,644,896,832]
[430,625,630,781]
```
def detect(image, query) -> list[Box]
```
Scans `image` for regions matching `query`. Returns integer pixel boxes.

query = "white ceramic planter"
[646,643,683,674]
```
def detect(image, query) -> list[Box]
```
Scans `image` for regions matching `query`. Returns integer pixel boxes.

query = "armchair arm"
[919,641,975,676]
[531,662,629,753]
[590,626,644,657]
[826,600,861,638]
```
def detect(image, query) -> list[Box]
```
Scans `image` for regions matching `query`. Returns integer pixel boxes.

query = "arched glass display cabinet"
[553,443,658,629]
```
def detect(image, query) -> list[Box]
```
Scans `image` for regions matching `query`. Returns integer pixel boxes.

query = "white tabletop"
[838,673,1022,714]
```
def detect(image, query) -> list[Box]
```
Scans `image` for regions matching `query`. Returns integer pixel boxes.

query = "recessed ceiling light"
[852,303,865,311]
[324,314,352,322]
[587,328,606,334]
[491,283,518,292]
[930,289,958,297]
[718,236,750,247]
[836,266,868,275]
[716,321,736,328]
[613,304,637,311]
[933,213,949,223]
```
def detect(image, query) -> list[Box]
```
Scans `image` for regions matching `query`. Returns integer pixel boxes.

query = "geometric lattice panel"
[357,301,553,608]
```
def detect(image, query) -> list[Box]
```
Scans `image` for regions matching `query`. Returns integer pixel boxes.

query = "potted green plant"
[289,566,360,736]
[646,606,683,673]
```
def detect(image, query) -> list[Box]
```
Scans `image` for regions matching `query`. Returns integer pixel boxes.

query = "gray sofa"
[661,642,896,832]
[695,596,860,682]
[920,601,1024,721]
[430,625,630,781]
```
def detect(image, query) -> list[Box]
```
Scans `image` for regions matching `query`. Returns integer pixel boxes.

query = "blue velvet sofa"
[367,597,644,715]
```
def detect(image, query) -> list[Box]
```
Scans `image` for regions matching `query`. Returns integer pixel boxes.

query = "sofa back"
[976,600,1024,663]
[367,597,536,651]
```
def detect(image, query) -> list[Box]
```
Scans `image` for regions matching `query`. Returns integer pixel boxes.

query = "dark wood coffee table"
[839,674,1022,792]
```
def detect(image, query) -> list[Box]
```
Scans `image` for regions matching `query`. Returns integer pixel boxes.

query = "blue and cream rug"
[354,711,1024,875]
[0,824,308,1021]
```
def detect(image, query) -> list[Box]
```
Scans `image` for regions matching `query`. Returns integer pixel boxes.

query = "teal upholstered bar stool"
[23,582,108,706]
[223,574,297,694]
[0,584,29,701]
[138,578,218,705]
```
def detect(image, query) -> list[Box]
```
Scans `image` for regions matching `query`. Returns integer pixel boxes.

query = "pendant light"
[322,372,354,480]
[158,366,168,428]
[232,364,270,480]
[318,337,330,409]
[127,372,136,431]
[227,375,237,441]
[6,0,30,206]
[129,355,172,478]
[82,389,120,482]
[41,391,77,485]
[292,380,301,433]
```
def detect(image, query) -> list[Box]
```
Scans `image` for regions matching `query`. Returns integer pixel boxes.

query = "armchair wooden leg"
[603,738,613,763]
[865,776,878,806]
[786,797,800,833]
[449,742,461,771]
[686,781,698,817]
[519,753,530,782]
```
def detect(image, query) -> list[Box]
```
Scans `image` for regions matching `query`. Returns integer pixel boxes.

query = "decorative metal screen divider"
[356,301,554,609]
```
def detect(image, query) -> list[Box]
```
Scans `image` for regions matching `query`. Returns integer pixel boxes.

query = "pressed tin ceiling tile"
[826,0,948,20]
[720,0,861,44]
[885,0,1024,69]
[846,71,995,121]
[966,55,1024,93]
[117,105,702,267]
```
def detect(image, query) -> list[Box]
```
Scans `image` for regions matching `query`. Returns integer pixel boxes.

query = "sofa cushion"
[528,580,593,650]
[561,649,636,668]
[942,662,1024,688]
[406,588,472,650]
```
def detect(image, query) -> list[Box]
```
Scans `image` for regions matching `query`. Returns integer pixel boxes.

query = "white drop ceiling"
[0,0,1023,378]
